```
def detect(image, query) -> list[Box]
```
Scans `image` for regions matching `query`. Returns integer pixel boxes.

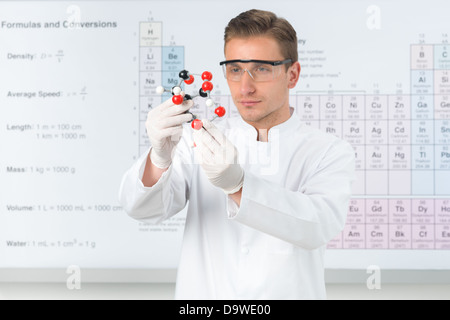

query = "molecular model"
[156,70,226,130]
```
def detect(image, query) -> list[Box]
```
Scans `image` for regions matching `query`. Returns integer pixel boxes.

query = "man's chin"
[238,110,262,123]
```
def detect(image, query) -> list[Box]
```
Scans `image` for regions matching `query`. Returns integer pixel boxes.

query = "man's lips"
[239,100,261,107]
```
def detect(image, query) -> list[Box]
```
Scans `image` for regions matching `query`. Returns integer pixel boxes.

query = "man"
[119,9,355,299]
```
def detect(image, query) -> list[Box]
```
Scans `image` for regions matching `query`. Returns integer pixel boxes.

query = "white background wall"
[1,1,450,301]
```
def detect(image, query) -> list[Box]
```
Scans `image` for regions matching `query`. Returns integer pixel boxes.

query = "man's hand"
[146,97,193,169]
[192,119,244,194]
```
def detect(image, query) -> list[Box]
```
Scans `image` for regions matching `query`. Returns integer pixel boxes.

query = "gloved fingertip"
[201,119,212,129]
[182,99,194,108]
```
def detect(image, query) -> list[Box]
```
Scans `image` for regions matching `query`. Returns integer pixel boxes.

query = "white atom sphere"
[172,86,182,95]
[156,86,165,95]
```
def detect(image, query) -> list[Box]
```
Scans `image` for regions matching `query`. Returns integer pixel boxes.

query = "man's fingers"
[193,135,215,165]
[161,99,193,117]
[153,96,178,111]
[161,112,193,128]
[193,125,220,150]
[200,119,226,146]
[155,126,184,141]
[147,99,194,132]
[148,98,193,119]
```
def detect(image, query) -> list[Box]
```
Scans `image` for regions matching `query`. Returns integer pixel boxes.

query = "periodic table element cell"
[412,224,435,249]
[140,71,162,95]
[343,120,365,145]
[411,44,434,70]
[366,144,388,170]
[436,199,450,223]
[412,144,434,170]
[388,199,412,224]
[434,44,450,70]
[347,199,365,224]
[412,119,433,144]
[366,199,388,224]
[435,200,450,249]
[435,224,450,249]
[319,120,342,138]
[411,70,434,94]
[140,96,162,118]
[366,95,388,120]
[435,119,450,144]
[434,70,450,94]
[297,95,320,121]
[366,224,389,249]
[367,120,388,144]
[188,100,207,120]
[139,120,150,147]
[412,199,435,224]
[162,46,184,72]
[388,119,411,145]
[342,95,365,120]
[161,70,181,91]
[435,95,450,119]
[319,95,342,120]
[388,145,411,170]
[343,224,365,249]
[436,145,450,170]
[140,47,162,71]
[388,95,411,120]
[411,95,434,119]
[389,224,412,249]
[140,22,162,47]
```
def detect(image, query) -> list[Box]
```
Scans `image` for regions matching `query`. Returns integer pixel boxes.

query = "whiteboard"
[1,0,449,283]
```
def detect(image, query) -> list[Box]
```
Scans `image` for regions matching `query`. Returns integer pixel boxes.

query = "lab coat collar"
[236,107,301,142]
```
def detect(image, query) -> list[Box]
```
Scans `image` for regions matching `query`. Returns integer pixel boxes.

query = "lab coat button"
[241,247,249,254]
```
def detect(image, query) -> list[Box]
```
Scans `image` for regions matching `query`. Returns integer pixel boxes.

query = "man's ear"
[287,61,301,89]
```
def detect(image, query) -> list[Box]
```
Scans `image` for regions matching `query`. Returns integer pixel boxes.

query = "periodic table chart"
[139,30,450,250]
[1,0,449,279]
[137,3,450,270]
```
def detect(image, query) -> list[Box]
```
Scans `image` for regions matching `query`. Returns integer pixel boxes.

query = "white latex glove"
[192,119,244,194]
[146,97,193,169]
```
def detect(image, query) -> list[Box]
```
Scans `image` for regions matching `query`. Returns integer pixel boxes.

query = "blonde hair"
[224,9,298,66]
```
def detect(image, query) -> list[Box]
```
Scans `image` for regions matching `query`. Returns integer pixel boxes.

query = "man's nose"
[240,69,256,95]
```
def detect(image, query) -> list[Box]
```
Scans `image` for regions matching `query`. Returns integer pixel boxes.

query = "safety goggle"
[219,59,292,82]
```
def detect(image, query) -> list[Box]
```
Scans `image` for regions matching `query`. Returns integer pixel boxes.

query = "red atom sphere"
[191,119,203,130]
[184,75,194,85]
[201,71,213,81]
[214,106,226,117]
[202,81,213,92]
[172,95,183,105]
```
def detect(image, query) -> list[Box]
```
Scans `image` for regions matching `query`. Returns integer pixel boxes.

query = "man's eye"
[255,66,271,73]
[229,67,241,73]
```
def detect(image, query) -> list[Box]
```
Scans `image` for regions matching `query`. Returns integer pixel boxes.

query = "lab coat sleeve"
[228,139,355,250]
[118,128,194,224]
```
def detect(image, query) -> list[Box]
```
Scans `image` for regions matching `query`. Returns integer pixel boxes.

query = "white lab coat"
[119,111,355,300]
